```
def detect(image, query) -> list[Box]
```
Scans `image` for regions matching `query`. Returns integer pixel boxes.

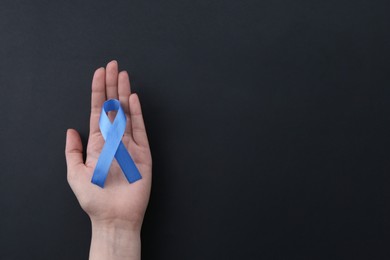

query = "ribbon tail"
[115,142,142,183]
[92,123,124,188]
[91,141,118,188]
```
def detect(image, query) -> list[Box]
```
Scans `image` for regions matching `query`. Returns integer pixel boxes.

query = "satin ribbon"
[91,99,142,188]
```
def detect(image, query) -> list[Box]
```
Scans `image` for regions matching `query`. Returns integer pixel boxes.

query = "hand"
[65,60,152,260]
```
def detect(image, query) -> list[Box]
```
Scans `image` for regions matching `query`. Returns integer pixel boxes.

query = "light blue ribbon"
[91,99,142,188]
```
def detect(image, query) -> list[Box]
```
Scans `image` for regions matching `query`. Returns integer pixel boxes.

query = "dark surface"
[0,0,390,259]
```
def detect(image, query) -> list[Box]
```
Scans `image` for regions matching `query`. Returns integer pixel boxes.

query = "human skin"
[65,60,152,260]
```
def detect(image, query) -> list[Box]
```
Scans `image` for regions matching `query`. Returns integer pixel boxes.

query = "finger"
[118,71,133,136]
[65,129,85,171]
[129,93,149,147]
[90,67,106,135]
[105,60,119,100]
[118,71,131,114]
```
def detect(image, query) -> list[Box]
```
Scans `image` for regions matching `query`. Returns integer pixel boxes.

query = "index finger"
[90,67,106,135]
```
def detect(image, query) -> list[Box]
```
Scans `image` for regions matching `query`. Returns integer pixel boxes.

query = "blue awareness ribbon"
[91,99,142,188]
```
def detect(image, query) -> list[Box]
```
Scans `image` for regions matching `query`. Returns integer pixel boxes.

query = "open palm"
[65,60,152,231]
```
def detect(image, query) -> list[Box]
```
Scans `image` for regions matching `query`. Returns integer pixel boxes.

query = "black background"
[0,0,390,259]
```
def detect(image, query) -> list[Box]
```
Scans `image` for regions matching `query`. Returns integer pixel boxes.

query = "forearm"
[89,220,141,260]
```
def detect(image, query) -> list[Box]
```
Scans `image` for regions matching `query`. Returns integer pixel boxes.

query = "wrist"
[89,219,141,260]
[91,217,142,233]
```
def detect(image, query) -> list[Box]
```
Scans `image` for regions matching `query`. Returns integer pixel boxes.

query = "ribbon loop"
[91,99,142,188]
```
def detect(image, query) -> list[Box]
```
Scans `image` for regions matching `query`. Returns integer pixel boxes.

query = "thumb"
[65,129,84,171]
